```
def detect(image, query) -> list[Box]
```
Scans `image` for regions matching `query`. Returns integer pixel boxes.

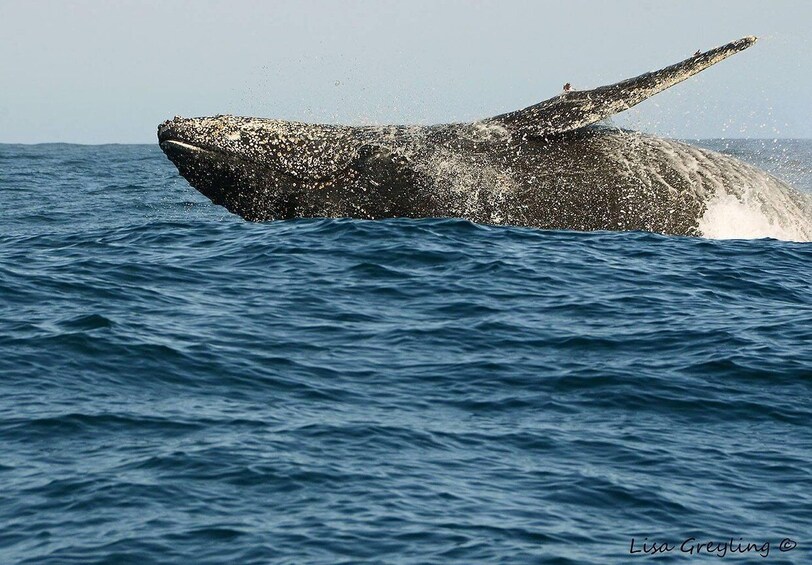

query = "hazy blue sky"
[1,0,810,143]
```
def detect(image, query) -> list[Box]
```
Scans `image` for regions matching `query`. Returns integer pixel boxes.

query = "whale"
[158,36,811,238]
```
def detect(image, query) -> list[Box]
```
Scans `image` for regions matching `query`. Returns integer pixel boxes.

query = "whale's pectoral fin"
[487,36,757,138]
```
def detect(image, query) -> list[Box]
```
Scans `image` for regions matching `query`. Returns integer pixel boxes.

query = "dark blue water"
[1,142,811,564]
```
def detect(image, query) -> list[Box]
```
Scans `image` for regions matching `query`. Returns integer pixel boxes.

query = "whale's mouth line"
[160,137,238,163]
[160,139,207,153]
[159,136,327,188]
[159,136,359,183]
[159,137,277,170]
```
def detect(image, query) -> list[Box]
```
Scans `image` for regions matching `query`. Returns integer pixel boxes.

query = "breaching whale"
[158,36,811,238]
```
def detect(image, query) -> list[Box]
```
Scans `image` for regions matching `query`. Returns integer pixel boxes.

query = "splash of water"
[699,184,812,242]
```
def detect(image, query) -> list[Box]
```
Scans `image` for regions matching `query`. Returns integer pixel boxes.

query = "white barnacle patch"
[164,140,203,152]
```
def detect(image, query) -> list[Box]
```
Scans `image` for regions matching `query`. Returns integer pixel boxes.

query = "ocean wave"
[1,143,810,564]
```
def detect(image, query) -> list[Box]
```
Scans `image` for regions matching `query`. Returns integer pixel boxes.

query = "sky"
[1,0,810,143]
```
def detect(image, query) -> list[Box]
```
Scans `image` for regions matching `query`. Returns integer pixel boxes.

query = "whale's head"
[158,115,384,220]
[159,115,366,179]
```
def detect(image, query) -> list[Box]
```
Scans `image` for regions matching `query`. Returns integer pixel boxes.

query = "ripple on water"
[0,143,810,564]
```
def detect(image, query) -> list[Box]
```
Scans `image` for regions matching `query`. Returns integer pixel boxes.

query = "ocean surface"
[1,140,811,564]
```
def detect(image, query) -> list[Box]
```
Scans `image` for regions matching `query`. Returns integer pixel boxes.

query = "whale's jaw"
[159,132,300,222]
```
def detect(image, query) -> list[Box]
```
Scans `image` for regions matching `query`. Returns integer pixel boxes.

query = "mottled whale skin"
[158,36,809,237]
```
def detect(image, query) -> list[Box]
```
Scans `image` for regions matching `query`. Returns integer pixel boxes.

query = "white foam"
[699,190,812,242]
